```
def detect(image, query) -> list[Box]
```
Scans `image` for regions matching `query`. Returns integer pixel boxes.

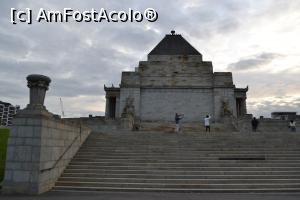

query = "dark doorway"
[236,98,243,117]
[108,97,116,119]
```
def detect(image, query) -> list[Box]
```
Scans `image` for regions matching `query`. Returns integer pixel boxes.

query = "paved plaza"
[1,191,300,200]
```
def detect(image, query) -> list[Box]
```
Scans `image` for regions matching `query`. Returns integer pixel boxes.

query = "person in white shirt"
[289,120,296,132]
[204,115,211,132]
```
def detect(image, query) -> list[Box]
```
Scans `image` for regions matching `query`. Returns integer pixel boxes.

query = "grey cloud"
[228,52,284,71]
[233,70,300,117]
[0,80,27,98]
[0,32,30,56]
[180,0,250,39]
[249,97,300,118]
[233,70,300,98]
[49,78,103,97]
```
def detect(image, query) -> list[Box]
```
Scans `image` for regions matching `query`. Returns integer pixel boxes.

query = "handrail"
[40,125,82,173]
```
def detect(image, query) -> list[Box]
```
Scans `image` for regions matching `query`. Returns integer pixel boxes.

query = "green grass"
[0,128,9,182]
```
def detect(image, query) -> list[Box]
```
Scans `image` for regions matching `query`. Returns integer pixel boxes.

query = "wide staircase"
[53,131,300,192]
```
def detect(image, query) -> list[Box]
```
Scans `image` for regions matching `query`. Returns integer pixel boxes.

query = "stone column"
[236,98,241,117]
[105,96,110,118]
[242,97,247,115]
[116,96,120,118]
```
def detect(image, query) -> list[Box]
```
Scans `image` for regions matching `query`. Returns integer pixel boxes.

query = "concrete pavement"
[1,191,300,200]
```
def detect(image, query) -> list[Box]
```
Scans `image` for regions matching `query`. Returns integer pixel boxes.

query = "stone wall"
[147,55,203,62]
[121,72,140,87]
[213,88,236,121]
[65,116,119,133]
[138,60,213,87]
[3,113,90,194]
[235,115,299,133]
[212,72,236,122]
[119,88,141,118]
[140,88,213,122]
[257,119,298,132]
[213,72,234,87]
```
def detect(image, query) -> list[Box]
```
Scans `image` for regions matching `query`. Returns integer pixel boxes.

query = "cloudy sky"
[0,0,299,117]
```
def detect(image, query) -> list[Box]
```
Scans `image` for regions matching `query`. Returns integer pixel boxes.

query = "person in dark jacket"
[251,117,259,132]
[175,113,184,132]
[289,120,296,132]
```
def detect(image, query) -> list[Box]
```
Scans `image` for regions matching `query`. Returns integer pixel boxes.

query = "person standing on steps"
[251,117,259,132]
[204,115,211,132]
[289,120,296,132]
[175,113,184,132]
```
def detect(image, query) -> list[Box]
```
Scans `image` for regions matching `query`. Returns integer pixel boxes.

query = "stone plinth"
[237,114,253,133]
[3,117,90,194]
[120,113,134,130]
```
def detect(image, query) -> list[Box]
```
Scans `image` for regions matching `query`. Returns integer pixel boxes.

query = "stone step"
[61,170,300,175]
[84,135,299,139]
[55,181,300,189]
[85,137,300,140]
[67,162,300,168]
[84,140,300,143]
[70,159,300,163]
[61,173,300,179]
[75,150,300,155]
[52,186,300,193]
[86,134,299,138]
[81,143,300,148]
[76,151,300,156]
[84,137,300,141]
[83,141,300,144]
[57,177,300,184]
[84,138,300,141]
[78,148,300,152]
[64,166,300,172]
[72,155,300,160]
[54,131,300,193]
[79,147,300,151]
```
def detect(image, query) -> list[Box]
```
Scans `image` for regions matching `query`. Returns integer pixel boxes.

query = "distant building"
[0,101,20,126]
[271,112,297,120]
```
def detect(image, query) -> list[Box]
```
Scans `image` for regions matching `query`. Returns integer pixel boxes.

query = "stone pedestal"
[220,115,237,130]
[120,113,134,130]
[237,114,253,133]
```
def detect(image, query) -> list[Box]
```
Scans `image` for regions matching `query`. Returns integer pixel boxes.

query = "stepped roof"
[148,30,201,56]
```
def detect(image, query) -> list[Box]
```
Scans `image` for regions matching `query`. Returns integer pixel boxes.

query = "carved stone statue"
[122,97,135,117]
[221,99,232,116]
[121,97,136,130]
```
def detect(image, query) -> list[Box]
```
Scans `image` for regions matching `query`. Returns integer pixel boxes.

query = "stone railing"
[2,74,91,194]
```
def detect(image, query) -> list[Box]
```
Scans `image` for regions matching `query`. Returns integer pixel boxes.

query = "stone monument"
[104,31,248,127]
